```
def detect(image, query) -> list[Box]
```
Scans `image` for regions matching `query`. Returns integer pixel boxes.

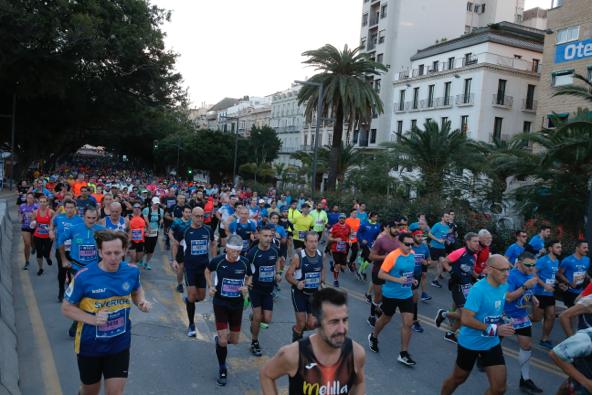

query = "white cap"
[151,197,160,204]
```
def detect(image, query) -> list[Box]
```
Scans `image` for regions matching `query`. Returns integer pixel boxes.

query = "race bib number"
[96,309,127,338]
[350,231,357,240]
[258,265,275,282]
[79,244,96,261]
[298,231,306,240]
[336,241,347,253]
[37,223,49,235]
[510,315,531,330]
[131,229,143,241]
[304,271,321,289]
[574,271,586,286]
[460,283,472,298]
[402,271,414,288]
[484,315,502,325]
[546,278,556,286]
[242,239,250,251]
[148,229,158,237]
[64,239,72,252]
[414,254,424,270]
[221,278,242,298]
[191,239,208,255]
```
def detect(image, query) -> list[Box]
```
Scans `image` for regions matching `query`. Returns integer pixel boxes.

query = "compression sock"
[215,337,227,370]
[413,302,418,321]
[185,297,195,326]
[519,348,531,380]
[370,302,376,317]
[292,326,303,342]
[333,270,340,280]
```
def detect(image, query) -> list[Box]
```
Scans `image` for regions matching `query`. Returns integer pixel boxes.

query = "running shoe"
[368,334,379,353]
[361,272,367,281]
[520,378,543,393]
[333,280,339,288]
[412,322,424,333]
[250,341,262,357]
[176,283,184,293]
[217,369,227,386]
[435,309,447,328]
[37,269,44,276]
[539,339,553,349]
[364,293,372,304]
[397,351,416,366]
[430,280,442,288]
[46,259,53,266]
[367,316,376,328]
[187,323,196,337]
[421,292,432,302]
[23,261,29,270]
[145,262,152,270]
[444,331,458,344]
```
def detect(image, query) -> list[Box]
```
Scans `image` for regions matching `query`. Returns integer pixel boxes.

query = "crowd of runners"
[13,161,592,395]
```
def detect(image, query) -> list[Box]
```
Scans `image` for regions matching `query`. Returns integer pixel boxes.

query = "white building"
[391,22,544,143]
[217,96,271,136]
[521,7,548,30]
[358,0,525,146]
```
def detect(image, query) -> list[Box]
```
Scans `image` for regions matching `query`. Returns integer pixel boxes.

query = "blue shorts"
[291,288,316,314]
[249,288,274,311]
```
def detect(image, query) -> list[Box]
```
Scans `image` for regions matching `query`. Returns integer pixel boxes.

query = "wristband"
[482,324,497,337]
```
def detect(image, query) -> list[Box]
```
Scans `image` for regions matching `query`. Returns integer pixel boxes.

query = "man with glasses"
[503,252,543,393]
[504,230,528,266]
[441,255,515,395]
[368,233,418,366]
[557,240,590,308]
[532,239,562,349]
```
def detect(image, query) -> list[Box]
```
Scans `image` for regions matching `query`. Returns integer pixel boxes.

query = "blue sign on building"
[555,38,592,64]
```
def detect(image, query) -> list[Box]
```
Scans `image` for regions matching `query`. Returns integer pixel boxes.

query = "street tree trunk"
[326,104,344,191]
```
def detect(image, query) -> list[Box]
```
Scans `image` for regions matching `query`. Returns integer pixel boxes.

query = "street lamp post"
[0,93,16,190]
[219,114,240,186]
[295,80,324,199]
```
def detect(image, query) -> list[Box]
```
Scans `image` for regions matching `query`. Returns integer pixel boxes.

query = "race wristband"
[482,324,497,337]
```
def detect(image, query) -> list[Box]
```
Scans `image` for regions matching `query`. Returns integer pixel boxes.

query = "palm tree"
[382,120,480,198]
[318,142,364,187]
[298,44,387,191]
[553,73,592,102]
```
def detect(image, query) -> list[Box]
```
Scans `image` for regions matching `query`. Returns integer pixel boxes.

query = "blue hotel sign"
[555,38,592,64]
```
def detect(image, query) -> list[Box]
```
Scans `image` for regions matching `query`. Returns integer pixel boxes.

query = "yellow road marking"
[17,242,64,395]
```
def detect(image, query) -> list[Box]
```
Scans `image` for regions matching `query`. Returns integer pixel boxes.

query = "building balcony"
[456,94,474,106]
[521,99,538,113]
[462,56,478,67]
[369,15,380,27]
[405,101,421,112]
[394,103,406,113]
[434,96,453,108]
[275,125,299,134]
[395,70,410,81]
[492,94,513,109]
[419,98,437,110]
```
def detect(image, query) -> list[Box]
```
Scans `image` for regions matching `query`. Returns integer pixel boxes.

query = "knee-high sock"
[216,337,228,370]
[185,297,195,325]
[519,348,531,380]
[413,302,418,321]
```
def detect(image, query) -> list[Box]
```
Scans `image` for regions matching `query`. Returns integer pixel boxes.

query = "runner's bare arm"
[131,286,151,312]
[62,300,104,326]
[351,342,366,395]
[259,343,299,395]
[285,254,301,287]
[559,304,588,337]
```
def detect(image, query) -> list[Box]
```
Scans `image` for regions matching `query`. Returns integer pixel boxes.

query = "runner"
[411,230,430,333]
[356,212,381,281]
[30,195,55,275]
[170,205,192,293]
[62,230,151,395]
[205,234,252,386]
[101,202,129,233]
[440,254,515,395]
[142,197,163,270]
[215,195,235,248]
[291,203,314,250]
[18,192,38,270]
[367,221,400,327]
[178,207,216,337]
[435,232,480,344]
[285,231,326,342]
[527,225,551,256]
[227,206,257,255]
[504,230,528,266]
[99,194,113,219]
[162,189,178,250]
[76,186,98,217]
[429,212,451,288]
[344,209,361,273]
[474,229,492,279]
[50,199,83,302]
[367,232,418,366]
[502,252,544,393]
[310,202,328,242]
[532,239,562,349]
[557,240,590,308]
[247,225,281,356]
[550,327,592,395]
[327,213,351,288]
[259,288,366,395]
[128,203,147,267]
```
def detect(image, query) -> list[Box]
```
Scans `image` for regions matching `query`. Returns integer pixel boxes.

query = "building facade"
[358,0,525,147]
[535,0,592,129]
[392,22,544,142]
[217,96,271,136]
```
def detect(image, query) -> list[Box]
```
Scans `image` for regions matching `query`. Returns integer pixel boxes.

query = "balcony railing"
[462,56,478,66]
[405,101,420,111]
[435,96,453,108]
[396,70,410,80]
[419,98,436,109]
[492,94,513,109]
[394,103,406,113]
[369,15,379,26]
[521,99,538,113]
[456,94,474,106]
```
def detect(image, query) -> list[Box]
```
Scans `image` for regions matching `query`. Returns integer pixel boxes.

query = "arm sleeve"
[446,248,465,263]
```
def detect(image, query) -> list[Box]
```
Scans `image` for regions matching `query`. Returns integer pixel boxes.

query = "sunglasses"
[522,262,536,267]
[403,242,414,247]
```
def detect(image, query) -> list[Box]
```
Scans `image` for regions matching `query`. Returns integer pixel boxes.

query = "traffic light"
[188,169,193,175]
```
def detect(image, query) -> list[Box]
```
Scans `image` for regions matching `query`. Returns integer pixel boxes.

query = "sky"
[153,0,553,108]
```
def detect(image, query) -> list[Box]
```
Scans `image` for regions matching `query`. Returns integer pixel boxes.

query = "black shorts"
[184,266,206,288]
[514,325,532,337]
[33,236,52,258]
[213,302,243,332]
[144,236,158,254]
[422,263,429,273]
[219,228,227,239]
[451,282,472,308]
[456,343,505,372]
[175,249,184,263]
[293,239,305,250]
[332,252,348,266]
[381,296,414,316]
[535,294,555,309]
[249,288,274,311]
[77,349,130,385]
[21,228,34,233]
[372,266,385,285]
[562,291,578,308]
[430,247,447,260]
[129,242,144,252]
[361,244,371,262]
[291,288,315,313]
[412,275,422,290]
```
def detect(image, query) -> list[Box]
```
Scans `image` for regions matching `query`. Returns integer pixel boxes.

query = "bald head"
[191,206,204,226]
[487,254,509,268]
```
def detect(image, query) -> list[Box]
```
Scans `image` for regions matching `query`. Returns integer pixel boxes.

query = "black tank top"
[289,336,356,395]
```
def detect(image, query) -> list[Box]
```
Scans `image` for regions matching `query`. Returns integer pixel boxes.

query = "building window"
[427,84,435,107]
[377,53,384,64]
[441,117,448,129]
[411,119,417,129]
[378,30,386,44]
[418,64,425,76]
[360,37,367,49]
[362,13,368,26]
[532,59,540,72]
[463,78,472,101]
[353,130,359,144]
[587,65,592,82]
[426,118,432,124]
[444,81,452,105]
[399,90,406,111]
[432,60,439,72]
[467,2,473,11]
[375,79,381,93]
[370,129,377,144]
[496,79,507,104]
[474,4,480,13]
[397,121,403,141]
[328,134,332,145]
[547,113,569,128]
[493,117,503,140]
[523,121,532,133]
[461,115,469,133]
[526,84,536,110]
[481,3,485,13]
[448,57,455,70]
[552,70,574,86]
[556,26,580,44]
[304,134,308,146]
[413,87,419,109]
[381,4,387,18]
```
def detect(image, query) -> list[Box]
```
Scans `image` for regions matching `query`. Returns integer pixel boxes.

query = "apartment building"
[522,7,548,30]
[535,0,592,128]
[392,22,544,142]
[216,96,271,137]
[358,0,525,147]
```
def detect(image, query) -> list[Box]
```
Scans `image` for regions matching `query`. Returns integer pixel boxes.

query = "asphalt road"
[10,219,566,394]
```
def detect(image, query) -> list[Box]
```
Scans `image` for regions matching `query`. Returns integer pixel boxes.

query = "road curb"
[0,198,21,395]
